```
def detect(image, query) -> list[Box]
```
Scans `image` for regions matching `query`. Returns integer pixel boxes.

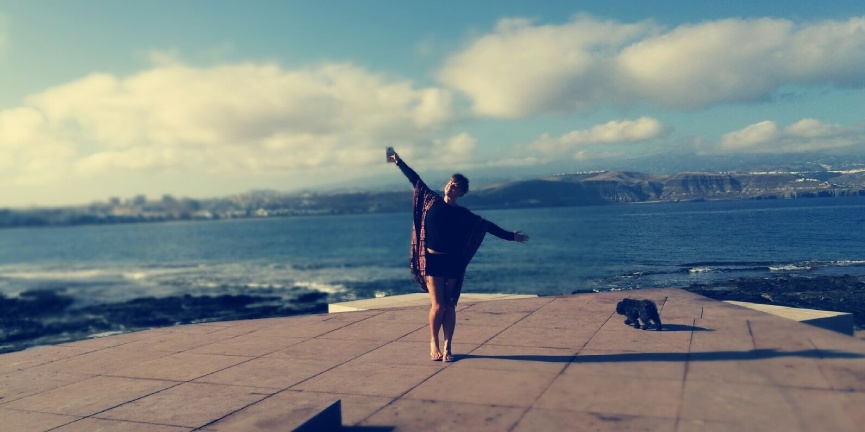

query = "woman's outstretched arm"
[389,150,422,187]
[484,220,529,243]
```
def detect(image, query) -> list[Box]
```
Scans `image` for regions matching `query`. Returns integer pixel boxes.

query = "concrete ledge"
[328,292,538,313]
[725,301,854,335]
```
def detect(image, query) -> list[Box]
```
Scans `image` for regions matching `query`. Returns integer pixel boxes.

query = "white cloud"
[0,108,77,185]
[438,16,865,117]
[3,61,459,189]
[438,16,654,118]
[442,132,477,159]
[717,118,864,153]
[531,117,670,156]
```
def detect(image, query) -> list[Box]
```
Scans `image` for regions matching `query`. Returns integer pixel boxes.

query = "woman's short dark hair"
[452,173,469,195]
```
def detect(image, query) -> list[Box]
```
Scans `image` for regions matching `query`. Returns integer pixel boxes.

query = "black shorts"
[425,253,463,278]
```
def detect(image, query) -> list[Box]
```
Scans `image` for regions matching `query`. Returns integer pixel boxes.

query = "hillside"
[2,168,865,228]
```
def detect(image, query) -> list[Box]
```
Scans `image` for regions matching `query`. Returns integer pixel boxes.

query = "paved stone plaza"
[2,288,864,431]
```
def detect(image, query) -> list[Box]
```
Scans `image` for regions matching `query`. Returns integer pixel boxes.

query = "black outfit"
[396,160,515,277]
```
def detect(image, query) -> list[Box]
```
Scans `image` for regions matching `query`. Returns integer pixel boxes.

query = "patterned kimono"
[409,179,487,306]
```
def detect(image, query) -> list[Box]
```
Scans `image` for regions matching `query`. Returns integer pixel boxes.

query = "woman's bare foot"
[442,350,453,362]
[430,341,443,361]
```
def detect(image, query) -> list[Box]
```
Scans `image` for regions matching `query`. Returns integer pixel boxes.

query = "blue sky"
[1,1,864,207]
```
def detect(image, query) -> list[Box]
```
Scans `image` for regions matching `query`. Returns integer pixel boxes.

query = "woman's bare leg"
[441,278,458,362]
[426,275,445,360]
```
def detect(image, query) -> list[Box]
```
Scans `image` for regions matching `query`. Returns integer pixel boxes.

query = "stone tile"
[199,319,273,333]
[360,398,525,432]
[535,372,682,419]
[320,310,382,324]
[808,329,865,355]
[360,307,430,324]
[462,296,554,313]
[486,324,596,349]
[0,408,79,432]
[354,340,482,366]
[404,366,557,408]
[187,335,307,357]
[513,408,677,432]
[536,295,596,311]
[818,358,865,391]
[245,320,352,340]
[837,388,865,426]
[747,319,828,351]
[52,417,192,431]
[332,393,395,426]
[518,311,610,330]
[398,323,505,345]
[97,382,273,428]
[3,376,176,416]
[25,346,171,375]
[318,319,424,341]
[0,370,88,405]
[455,344,574,374]
[107,353,250,381]
[656,304,706,321]
[566,349,687,380]
[211,391,392,427]
[0,345,98,373]
[685,358,771,385]
[456,310,531,327]
[779,387,861,432]
[689,329,754,353]
[293,361,440,398]
[582,327,690,353]
[57,332,147,350]
[679,380,798,429]
[199,390,339,431]
[676,418,757,432]
[121,331,242,353]
[264,337,387,363]
[194,357,341,389]
[733,356,831,388]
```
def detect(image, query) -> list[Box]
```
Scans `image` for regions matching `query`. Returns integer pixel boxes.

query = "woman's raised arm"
[389,150,422,187]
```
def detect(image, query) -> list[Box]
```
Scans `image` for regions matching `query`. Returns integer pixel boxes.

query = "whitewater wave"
[769,264,812,272]
[293,281,347,294]
[689,267,714,273]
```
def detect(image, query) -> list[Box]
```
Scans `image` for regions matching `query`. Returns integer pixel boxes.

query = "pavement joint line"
[673,317,698,432]
[191,387,285,431]
[746,320,757,350]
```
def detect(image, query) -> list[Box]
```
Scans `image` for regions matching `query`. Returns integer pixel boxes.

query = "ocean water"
[1,196,865,308]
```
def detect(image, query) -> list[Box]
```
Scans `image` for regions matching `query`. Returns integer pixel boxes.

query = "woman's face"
[444,178,464,199]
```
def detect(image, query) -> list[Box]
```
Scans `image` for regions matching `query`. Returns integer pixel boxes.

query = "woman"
[389,149,529,362]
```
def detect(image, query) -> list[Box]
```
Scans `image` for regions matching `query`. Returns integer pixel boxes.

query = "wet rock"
[0,288,328,354]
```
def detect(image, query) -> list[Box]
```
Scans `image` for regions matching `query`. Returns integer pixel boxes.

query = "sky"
[1,1,864,208]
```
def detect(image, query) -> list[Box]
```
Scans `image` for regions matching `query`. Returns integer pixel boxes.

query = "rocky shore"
[684,274,865,331]
[0,290,328,354]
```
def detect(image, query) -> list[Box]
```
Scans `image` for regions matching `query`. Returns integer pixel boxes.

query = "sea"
[2,196,865,308]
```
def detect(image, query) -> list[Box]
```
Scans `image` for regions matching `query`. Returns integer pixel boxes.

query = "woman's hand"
[388,149,400,164]
[514,231,529,243]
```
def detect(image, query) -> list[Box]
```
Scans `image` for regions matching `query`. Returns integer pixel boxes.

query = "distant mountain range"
[461,168,865,208]
[2,166,865,228]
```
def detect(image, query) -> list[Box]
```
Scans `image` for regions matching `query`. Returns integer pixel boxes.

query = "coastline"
[3,273,865,354]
